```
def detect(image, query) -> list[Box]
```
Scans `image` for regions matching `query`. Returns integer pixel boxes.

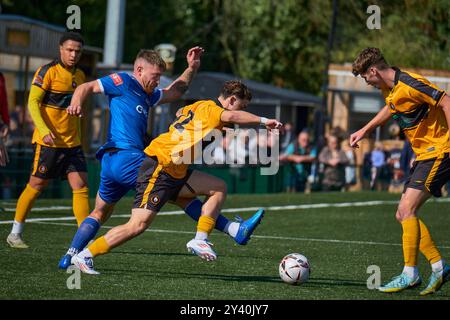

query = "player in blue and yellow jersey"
[71,80,282,274]
[59,50,264,269]
[7,32,89,249]
[350,48,450,295]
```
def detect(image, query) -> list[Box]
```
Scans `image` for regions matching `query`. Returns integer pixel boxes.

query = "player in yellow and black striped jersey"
[6,32,90,249]
[30,57,85,147]
[383,68,448,161]
[350,47,450,295]
[69,81,283,273]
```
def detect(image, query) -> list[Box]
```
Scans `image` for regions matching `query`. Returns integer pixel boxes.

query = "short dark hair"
[59,31,84,46]
[135,50,167,70]
[352,47,389,76]
[300,128,310,135]
[220,80,252,101]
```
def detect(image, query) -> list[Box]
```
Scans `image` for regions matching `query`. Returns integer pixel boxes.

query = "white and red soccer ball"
[279,253,310,285]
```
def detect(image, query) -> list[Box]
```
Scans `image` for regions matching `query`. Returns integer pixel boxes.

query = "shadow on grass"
[98,268,281,283]
[112,251,193,257]
[111,250,271,260]
[306,277,367,288]
[94,266,367,288]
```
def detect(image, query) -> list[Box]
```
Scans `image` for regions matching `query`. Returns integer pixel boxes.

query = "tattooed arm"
[159,46,204,104]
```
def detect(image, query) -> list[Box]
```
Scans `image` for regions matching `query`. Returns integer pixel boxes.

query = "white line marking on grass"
[2,206,73,212]
[1,197,450,225]
[29,221,450,250]
[32,221,196,235]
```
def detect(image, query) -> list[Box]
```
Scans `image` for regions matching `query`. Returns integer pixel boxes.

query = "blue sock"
[184,198,229,232]
[67,217,100,255]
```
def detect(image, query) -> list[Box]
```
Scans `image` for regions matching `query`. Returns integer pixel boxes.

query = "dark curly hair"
[352,47,389,76]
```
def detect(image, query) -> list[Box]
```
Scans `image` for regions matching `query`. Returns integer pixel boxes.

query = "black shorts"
[403,153,450,197]
[133,156,193,212]
[31,144,87,180]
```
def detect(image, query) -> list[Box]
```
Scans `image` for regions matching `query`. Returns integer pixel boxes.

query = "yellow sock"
[401,217,420,267]
[419,219,442,264]
[14,184,40,223]
[197,215,216,235]
[72,187,89,226]
[87,236,110,257]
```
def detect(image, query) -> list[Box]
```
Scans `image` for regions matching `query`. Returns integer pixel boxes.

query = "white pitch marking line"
[1,197,450,225]
[31,221,196,235]
[1,206,73,212]
[28,221,450,249]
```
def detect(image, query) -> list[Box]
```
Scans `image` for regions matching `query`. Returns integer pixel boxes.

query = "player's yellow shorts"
[404,152,450,197]
[31,143,87,180]
[133,156,193,212]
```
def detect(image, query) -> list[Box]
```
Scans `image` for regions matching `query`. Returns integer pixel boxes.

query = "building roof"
[183,72,320,107]
[0,14,102,58]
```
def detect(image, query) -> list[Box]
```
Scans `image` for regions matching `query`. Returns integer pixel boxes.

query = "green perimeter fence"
[0,149,289,199]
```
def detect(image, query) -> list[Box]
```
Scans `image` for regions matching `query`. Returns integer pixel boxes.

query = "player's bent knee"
[67,172,89,190]
[28,178,49,191]
[396,204,416,222]
[395,210,409,222]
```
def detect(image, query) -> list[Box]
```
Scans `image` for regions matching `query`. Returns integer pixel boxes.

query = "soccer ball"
[279,253,310,285]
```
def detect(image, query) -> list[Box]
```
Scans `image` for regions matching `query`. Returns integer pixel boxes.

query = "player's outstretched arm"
[350,105,391,148]
[67,80,102,117]
[221,110,282,130]
[159,46,204,104]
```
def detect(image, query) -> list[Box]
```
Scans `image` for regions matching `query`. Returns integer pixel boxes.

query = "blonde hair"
[135,50,166,70]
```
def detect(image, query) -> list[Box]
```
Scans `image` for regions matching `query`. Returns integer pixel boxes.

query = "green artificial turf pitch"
[1,192,449,300]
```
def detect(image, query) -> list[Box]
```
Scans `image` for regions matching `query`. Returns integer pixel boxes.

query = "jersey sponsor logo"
[392,103,429,130]
[110,73,123,86]
[136,105,145,114]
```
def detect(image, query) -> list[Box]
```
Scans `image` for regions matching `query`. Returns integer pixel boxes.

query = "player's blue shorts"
[98,149,145,203]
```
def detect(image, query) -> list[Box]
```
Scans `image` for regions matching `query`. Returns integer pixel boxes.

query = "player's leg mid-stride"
[350,47,450,296]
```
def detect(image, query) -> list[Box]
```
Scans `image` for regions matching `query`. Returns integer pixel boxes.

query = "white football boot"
[7,233,29,249]
[186,239,217,261]
[71,255,100,275]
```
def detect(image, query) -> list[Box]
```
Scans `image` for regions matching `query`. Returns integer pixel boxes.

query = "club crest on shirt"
[150,195,160,205]
[38,165,48,174]
[110,73,123,86]
[389,103,395,110]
